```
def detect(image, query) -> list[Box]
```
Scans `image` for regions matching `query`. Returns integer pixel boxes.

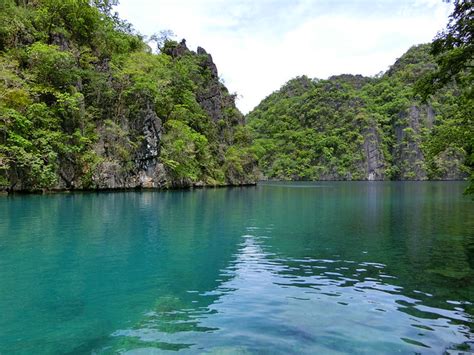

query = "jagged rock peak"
[196,46,207,55]
[197,46,218,78]
[163,38,190,58]
[162,39,219,79]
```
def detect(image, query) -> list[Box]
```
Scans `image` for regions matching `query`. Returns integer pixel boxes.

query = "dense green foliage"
[247,43,472,182]
[415,0,473,193]
[248,1,472,185]
[0,0,470,191]
[0,0,257,191]
[416,0,473,97]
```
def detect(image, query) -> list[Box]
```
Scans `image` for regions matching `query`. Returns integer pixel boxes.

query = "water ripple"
[108,234,473,354]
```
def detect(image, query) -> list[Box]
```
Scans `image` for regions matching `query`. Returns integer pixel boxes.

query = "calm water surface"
[0,182,473,354]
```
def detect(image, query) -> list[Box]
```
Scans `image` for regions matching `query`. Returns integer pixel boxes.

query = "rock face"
[79,41,252,191]
[246,45,470,182]
[86,39,254,191]
[432,147,468,180]
[165,41,243,126]
[195,46,225,123]
[16,40,251,192]
[392,105,429,180]
[1,35,257,193]
[362,125,385,180]
[92,103,166,189]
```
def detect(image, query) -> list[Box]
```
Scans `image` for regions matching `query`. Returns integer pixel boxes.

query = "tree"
[415,0,473,194]
[149,30,175,53]
[416,0,473,97]
[92,0,119,15]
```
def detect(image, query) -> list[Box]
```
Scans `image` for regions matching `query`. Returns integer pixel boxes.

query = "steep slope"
[247,44,471,181]
[0,0,257,192]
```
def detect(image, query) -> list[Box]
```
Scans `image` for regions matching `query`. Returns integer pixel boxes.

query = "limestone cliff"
[87,40,256,190]
[1,29,257,192]
[247,45,470,181]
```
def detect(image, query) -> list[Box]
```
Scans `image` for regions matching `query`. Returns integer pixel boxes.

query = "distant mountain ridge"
[247,44,470,181]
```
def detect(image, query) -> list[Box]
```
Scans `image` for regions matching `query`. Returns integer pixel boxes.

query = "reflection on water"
[0,182,473,354]
[109,233,473,354]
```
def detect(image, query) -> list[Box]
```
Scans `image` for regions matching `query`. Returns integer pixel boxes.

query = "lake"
[0,182,473,354]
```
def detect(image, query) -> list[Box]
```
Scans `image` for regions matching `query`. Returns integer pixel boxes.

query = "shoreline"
[0,182,258,195]
[1,179,470,195]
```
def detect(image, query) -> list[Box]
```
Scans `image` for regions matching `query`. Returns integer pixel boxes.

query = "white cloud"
[116,0,452,113]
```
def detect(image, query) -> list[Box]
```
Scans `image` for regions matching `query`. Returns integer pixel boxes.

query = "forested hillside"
[0,0,258,192]
[247,43,472,182]
[0,0,471,192]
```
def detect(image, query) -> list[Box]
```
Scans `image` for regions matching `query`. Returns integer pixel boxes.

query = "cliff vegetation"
[0,0,471,192]
[0,0,258,192]
[247,43,472,182]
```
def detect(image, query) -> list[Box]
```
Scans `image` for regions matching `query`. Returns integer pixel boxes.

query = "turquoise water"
[0,182,473,354]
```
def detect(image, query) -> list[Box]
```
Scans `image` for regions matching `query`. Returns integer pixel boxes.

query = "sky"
[116,0,452,114]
